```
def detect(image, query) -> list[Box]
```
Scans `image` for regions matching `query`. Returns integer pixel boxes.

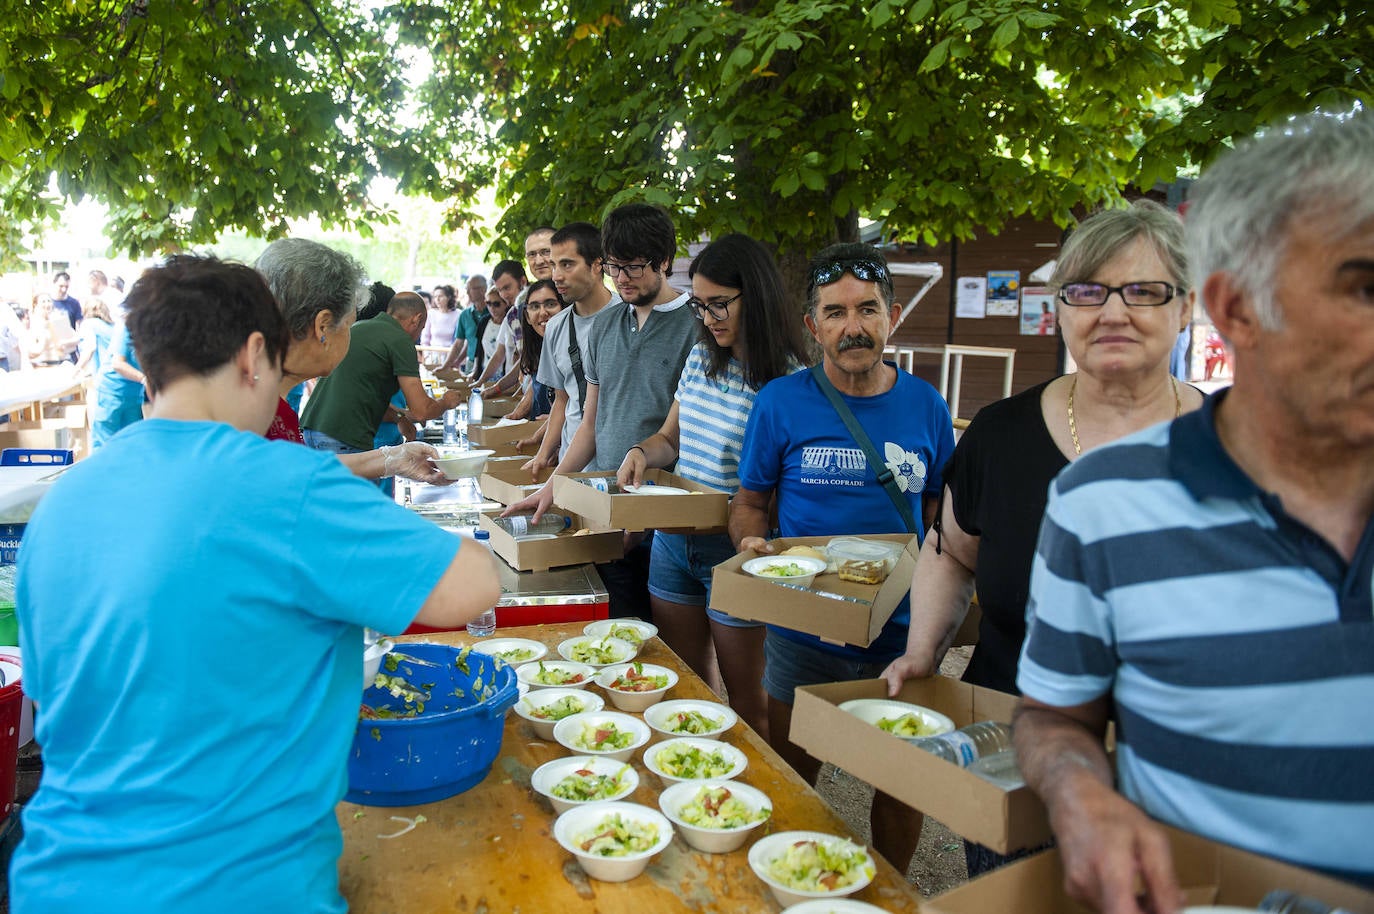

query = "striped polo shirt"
[1018,392,1374,886]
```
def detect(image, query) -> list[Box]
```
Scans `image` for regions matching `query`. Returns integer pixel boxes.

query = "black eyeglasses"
[810,258,891,288]
[602,261,655,279]
[688,292,743,321]
[1058,281,1178,307]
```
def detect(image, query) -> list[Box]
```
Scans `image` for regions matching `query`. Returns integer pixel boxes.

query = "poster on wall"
[986,270,1021,317]
[1020,286,1056,336]
[955,276,987,319]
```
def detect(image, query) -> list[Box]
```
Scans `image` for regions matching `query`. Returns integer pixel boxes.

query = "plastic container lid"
[826,537,902,570]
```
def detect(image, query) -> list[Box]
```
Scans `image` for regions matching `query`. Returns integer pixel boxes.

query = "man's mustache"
[837,334,875,352]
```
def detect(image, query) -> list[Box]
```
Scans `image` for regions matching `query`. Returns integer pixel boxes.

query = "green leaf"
[919,37,951,72]
[908,0,934,24]
[990,17,1019,49]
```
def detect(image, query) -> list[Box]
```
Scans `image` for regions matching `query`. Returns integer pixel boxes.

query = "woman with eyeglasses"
[615,233,809,737]
[879,199,1204,873]
[503,280,565,434]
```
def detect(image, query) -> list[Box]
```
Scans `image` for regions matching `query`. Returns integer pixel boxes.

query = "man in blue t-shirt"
[732,242,954,875]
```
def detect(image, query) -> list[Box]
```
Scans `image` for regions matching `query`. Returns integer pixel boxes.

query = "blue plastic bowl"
[348,642,519,806]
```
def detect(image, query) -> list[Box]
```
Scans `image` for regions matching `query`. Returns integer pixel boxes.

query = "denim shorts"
[648,531,762,629]
[762,629,896,705]
[302,428,365,455]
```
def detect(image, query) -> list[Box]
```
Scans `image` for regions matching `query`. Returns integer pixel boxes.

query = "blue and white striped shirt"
[1018,392,1374,886]
[674,343,784,494]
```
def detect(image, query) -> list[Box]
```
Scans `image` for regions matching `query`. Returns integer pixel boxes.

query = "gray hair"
[1187,109,1374,330]
[253,238,368,341]
[1050,199,1188,294]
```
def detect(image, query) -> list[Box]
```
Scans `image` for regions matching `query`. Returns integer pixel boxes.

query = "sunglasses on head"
[810,258,890,288]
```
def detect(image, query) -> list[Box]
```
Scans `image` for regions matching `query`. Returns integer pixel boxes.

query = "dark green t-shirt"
[300,312,420,450]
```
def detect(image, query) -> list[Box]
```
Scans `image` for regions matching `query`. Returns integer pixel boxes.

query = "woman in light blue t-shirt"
[616,234,809,738]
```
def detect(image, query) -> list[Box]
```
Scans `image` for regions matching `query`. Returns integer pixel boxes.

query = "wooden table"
[0,366,83,423]
[337,623,924,913]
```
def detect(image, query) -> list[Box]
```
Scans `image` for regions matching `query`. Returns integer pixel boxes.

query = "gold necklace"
[1067,375,1181,456]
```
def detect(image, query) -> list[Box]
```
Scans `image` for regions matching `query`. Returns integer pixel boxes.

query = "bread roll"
[782,545,827,562]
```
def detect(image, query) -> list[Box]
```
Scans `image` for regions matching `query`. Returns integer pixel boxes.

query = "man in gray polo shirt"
[509,203,695,618]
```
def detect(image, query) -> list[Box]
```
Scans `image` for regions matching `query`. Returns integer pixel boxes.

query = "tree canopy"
[2,0,1369,261]
[0,0,428,258]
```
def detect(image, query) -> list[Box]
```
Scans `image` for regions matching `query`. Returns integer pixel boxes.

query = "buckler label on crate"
[0,524,24,565]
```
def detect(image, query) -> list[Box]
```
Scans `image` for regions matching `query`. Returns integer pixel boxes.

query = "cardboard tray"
[477,396,523,419]
[925,823,1374,914]
[478,457,552,506]
[791,674,1050,853]
[476,510,624,572]
[551,469,729,533]
[710,534,919,647]
[467,418,538,448]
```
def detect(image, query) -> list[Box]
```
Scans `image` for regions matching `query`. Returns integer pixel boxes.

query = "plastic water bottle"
[492,513,572,537]
[442,408,459,445]
[466,530,498,637]
[912,721,1012,767]
[586,476,619,494]
[467,388,484,424]
[1260,891,1355,914]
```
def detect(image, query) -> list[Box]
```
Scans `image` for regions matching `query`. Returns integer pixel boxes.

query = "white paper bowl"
[362,636,393,692]
[557,635,638,667]
[553,711,652,763]
[434,448,495,479]
[741,555,827,589]
[781,900,893,914]
[553,801,674,882]
[583,619,659,646]
[470,637,548,668]
[657,780,772,853]
[513,688,606,740]
[530,754,638,814]
[643,736,748,786]
[748,831,877,908]
[594,662,678,712]
[837,698,955,742]
[643,699,738,740]
[516,659,597,691]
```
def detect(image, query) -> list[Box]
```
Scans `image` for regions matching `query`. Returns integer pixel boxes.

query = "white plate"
[837,698,955,741]
[624,484,692,496]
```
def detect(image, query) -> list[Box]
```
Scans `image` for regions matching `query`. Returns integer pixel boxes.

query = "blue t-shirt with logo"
[738,365,954,658]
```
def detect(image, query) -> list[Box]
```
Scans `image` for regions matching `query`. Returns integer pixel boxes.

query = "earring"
[320,334,327,344]
[252,375,260,382]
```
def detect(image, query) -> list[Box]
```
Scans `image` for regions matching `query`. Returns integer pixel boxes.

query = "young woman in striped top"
[616,233,809,737]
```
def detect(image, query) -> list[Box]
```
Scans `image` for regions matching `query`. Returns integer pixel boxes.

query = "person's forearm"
[1013,706,1115,818]
[337,449,387,480]
[536,398,567,463]
[633,432,677,469]
[728,502,770,550]
[494,364,521,394]
[554,418,596,475]
[113,358,144,384]
[477,345,505,384]
[902,538,977,674]
[441,339,467,370]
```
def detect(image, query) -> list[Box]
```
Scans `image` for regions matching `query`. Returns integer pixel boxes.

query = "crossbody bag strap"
[567,311,588,413]
[809,363,918,534]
